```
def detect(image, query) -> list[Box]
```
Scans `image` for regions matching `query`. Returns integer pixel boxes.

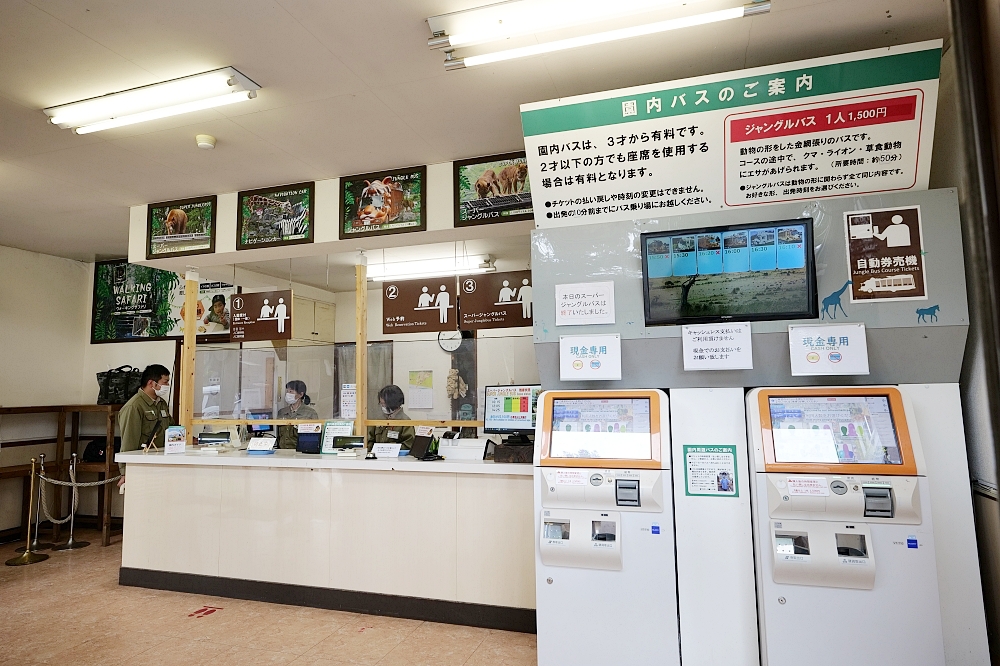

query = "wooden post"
[355,257,367,439]
[181,270,198,445]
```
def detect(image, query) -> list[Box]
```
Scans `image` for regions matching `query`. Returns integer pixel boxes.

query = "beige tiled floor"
[0,530,536,665]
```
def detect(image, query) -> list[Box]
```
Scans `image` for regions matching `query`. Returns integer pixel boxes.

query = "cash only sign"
[520,41,941,228]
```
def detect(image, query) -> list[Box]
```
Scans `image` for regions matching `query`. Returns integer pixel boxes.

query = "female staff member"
[367,385,415,451]
[276,380,319,449]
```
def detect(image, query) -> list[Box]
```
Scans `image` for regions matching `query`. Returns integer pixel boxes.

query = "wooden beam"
[181,270,199,445]
[355,259,368,439]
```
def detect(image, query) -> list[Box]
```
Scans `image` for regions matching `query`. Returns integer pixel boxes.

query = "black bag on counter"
[97,365,142,405]
[82,437,122,463]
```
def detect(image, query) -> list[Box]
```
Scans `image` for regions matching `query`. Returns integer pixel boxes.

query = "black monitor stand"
[502,434,534,446]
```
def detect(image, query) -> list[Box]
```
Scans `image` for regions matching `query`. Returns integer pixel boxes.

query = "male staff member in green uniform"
[117,364,173,488]
[367,385,415,451]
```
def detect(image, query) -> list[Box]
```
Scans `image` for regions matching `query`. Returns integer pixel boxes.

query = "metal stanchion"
[53,454,88,551]
[16,453,52,553]
[6,459,50,566]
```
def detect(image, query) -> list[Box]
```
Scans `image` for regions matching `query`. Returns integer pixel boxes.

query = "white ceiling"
[0,0,949,261]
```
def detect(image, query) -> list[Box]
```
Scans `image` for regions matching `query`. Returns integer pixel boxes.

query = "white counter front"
[115,449,536,627]
[116,448,533,475]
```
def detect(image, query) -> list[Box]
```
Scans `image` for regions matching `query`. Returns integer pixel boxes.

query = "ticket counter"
[115,449,536,631]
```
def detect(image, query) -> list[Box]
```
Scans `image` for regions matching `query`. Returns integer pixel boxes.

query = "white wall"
[0,246,177,531]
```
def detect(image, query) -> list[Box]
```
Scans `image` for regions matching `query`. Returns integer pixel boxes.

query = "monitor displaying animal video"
[641,218,818,325]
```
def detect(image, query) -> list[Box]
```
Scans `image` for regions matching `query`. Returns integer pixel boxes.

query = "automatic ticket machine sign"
[747,386,945,665]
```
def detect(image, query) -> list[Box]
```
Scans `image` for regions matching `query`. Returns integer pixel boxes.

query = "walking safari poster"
[238,182,315,249]
[454,152,533,227]
[92,259,235,343]
[146,194,217,259]
[339,166,426,239]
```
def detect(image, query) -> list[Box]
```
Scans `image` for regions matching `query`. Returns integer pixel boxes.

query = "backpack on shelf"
[96,365,142,405]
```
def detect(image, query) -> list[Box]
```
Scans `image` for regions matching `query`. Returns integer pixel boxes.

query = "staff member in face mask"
[367,385,415,451]
[276,380,320,449]
[117,364,174,486]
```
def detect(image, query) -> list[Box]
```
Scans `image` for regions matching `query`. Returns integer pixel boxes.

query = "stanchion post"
[53,453,89,551]
[18,454,52,553]
[6,459,49,566]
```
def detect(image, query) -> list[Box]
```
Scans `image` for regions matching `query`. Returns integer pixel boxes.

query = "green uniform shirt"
[367,410,416,450]
[276,403,320,449]
[117,389,172,474]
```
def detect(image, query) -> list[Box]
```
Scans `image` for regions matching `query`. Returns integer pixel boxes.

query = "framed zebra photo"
[237,182,315,250]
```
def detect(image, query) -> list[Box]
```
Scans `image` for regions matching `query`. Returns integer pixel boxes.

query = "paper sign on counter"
[247,437,276,452]
[164,426,186,454]
[415,425,434,437]
[322,420,355,453]
[372,443,402,459]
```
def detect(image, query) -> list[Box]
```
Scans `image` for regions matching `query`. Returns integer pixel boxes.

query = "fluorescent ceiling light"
[429,0,702,49]
[44,67,259,133]
[368,255,495,282]
[438,2,769,69]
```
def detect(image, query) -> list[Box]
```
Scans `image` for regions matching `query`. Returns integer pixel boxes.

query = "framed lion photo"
[339,165,427,240]
[237,181,315,250]
[454,151,532,227]
[146,194,217,260]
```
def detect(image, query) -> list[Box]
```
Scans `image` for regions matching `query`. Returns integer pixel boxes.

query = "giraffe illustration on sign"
[821,281,852,320]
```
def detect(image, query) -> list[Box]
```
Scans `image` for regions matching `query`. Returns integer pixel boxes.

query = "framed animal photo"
[339,166,427,239]
[454,151,532,227]
[146,194,217,259]
[237,182,315,250]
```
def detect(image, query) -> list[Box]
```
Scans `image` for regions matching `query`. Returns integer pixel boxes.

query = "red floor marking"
[188,606,223,618]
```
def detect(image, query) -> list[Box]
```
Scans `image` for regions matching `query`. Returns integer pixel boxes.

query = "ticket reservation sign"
[520,41,941,228]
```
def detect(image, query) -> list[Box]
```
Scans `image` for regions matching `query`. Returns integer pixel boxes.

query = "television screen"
[641,218,817,325]
[548,397,652,460]
[484,385,542,434]
[768,395,903,465]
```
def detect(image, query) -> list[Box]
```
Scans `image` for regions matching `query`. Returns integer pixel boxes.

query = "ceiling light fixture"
[429,0,703,50]
[367,255,495,282]
[433,1,769,70]
[44,67,259,134]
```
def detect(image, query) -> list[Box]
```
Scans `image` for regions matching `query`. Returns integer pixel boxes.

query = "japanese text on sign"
[555,281,616,326]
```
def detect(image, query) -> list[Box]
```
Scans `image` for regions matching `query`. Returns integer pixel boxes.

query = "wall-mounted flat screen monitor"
[767,395,902,465]
[549,397,652,460]
[641,218,817,325]
[484,385,542,434]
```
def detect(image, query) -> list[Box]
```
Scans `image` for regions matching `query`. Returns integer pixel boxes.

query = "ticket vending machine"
[747,386,946,665]
[533,389,680,666]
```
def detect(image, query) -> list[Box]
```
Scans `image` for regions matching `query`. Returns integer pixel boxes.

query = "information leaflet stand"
[746,386,945,665]
[533,389,680,666]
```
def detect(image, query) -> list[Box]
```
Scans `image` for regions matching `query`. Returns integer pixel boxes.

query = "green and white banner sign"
[520,41,941,228]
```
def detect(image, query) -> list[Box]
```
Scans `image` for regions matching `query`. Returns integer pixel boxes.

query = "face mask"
[380,404,392,415]
[285,392,298,405]
[154,384,170,400]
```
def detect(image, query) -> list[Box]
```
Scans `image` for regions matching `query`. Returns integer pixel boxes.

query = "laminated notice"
[556,470,587,486]
[787,476,830,496]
